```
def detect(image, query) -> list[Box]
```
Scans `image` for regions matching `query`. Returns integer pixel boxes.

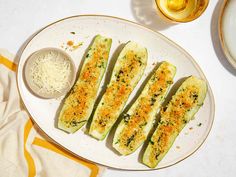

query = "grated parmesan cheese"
[29,51,72,94]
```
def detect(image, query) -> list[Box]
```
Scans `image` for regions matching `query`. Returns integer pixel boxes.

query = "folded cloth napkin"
[0,49,104,177]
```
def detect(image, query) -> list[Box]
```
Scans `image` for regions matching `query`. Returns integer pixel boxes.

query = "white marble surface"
[0,0,235,177]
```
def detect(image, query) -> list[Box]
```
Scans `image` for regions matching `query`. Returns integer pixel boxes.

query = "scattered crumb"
[60,43,65,49]
[72,42,83,50]
[70,32,76,35]
[61,40,83,51]
[184,132,189,135]
[152,62,156,66]
[67,40,74,46]
[176,146,180,149]
[189,127,193,130]
[197,123,202,127]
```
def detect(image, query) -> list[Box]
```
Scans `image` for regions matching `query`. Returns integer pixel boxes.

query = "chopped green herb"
[197,103,204,106]
[119,70,124,74]
[151,76,156,82]
[149,139,154,145]
[114,140,120,144]
[116,70,124,81]
[150,97,156,106]
[193,93,198,100]
[70,32,75,35]
[126,134,135,146]
[157,134,162,143]
[138,59,142,66]
[139,121,147,127]
[98,61,105,68]
[123,113,131,123]
[183,119,187,124]
[155,151,160,160]
[70,120,87,127]
[167,80,173,84]
[153,93,159,97]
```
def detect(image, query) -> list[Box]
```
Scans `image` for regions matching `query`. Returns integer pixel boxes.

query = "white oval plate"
[17,15,215,170]
[219,0,236,69]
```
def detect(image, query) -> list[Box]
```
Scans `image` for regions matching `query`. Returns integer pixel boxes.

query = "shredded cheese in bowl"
[25,48,76,98]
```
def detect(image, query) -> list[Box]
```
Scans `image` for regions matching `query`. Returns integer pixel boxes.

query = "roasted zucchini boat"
[58,35,112,133]
[113,61,176,155]
[143,76,207,168]
[89,41,148,140]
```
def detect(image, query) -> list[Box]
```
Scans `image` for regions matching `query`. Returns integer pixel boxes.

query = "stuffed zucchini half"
[58,35,112,133]
[89,41,148,140]
[113,62,176,155]
[143,76,207,168]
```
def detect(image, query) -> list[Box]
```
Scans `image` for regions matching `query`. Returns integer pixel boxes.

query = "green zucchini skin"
[89,41,148,140]
[113,61,176,155]
[58,35,112,133]
[143,76,207,168]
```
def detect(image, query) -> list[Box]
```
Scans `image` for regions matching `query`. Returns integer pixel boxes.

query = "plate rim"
[218,0,236,70]
[16,14,215,171]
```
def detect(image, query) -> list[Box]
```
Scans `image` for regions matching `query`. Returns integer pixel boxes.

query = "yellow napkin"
[0,50,104,177]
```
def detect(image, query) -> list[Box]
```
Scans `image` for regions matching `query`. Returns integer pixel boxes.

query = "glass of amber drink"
[155,0,209,23]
